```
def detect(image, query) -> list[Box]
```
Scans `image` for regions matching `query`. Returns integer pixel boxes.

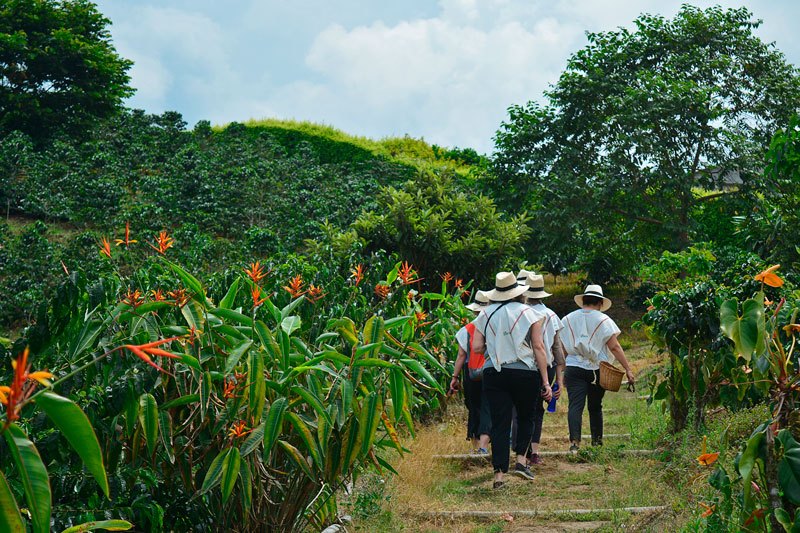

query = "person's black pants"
[463,374,491,440]
[565,366,605,444]
[531,366,556,444]
[482,367,538,473]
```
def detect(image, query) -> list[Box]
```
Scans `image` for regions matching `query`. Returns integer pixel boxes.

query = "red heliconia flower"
[223,379,238,399]
[699,502,715,518]
[168,288,189,308]
[283,274,305,298]
[454,278,464,289]
[114,221,138,247]
[228,420,251,439]
[110,337,183,374]
[251,285,268,307]
[1,348,53,425]
[440,272,454,284]
[306,284,325,303]
[350,264,365,286]
[245,261,269,284]
[151,289,167,302]
[149,230,175,255]
[121,288,144,309]
[99,236,112,259]
[374,283,390,299]
[398,261,422,285]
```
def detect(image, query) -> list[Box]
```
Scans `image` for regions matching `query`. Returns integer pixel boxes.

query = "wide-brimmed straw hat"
[574,284,612,312]
[466,290,490,312]
[516,269,535,283]
[486,272,529,302]
[524,274,551,299]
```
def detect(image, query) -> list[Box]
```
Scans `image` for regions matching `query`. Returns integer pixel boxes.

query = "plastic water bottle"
[547,382,559,413]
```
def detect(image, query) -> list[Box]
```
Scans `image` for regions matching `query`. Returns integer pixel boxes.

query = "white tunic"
[561,309,621,371]
[530,303,562,367]
[471,302,545,371]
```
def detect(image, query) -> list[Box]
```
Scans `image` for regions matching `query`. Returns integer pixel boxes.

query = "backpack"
[466,302,508,380]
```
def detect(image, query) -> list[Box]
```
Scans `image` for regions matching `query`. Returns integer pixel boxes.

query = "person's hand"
[541,384,553,402]
[554,381,564,399]
[448,377,460,395]
[626,369,636,386]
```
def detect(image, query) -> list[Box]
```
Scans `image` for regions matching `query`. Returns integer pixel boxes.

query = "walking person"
[470,272,553,489]
[450,290,492,454]
[561,285,635,453]
[522,273,565,465]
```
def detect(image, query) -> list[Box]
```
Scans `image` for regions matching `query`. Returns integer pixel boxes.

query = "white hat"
[524,274,551,299]
[574,284,612,312]
[466,290,490,312]
[517,269,535,283]
[486,272,529,302]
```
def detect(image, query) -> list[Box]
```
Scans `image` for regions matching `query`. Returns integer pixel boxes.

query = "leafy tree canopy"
[492,5,800,268]
[0,0,133,140]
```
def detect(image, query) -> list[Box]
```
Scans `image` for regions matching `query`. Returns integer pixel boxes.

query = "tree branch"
[694,190,738,203]
[612,208,664,225]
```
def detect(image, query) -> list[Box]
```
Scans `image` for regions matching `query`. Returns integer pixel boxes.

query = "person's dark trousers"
[463,375,491,440]
[531,366,556,445]
[565,366,605,444]
[482,367,538,473]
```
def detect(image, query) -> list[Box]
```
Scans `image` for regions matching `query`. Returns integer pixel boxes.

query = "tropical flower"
[398,261,422,285]
[114,221,138,247]
[743,508,765,527]
[223,379,238,399]
[454,278,464,289]
[440,271,454,284]
[699,502,715,518]
[151,289,167,302]
[350,264,365,286]
[414,311,428,322]
[121,288,144,309]
[306,284,325,303]
[149,230,175,255]
[245,261,269,284]
[696,436,719,466]
[99,236,112,258]
[228,420,251,439]
[755,264,783,287]
[374,283,390,299]
[1,348,53,424]
[168,288,189,308]
[251,285,268,307]
[111,337,182,374]
[283,274,305,298]
[783,323,800,335]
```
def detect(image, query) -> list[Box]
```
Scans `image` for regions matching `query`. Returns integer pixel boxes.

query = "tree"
[0,0,133,140]
[492,6,800,268]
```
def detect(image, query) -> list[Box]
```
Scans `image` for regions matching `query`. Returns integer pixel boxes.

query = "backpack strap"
[483,302,510,355]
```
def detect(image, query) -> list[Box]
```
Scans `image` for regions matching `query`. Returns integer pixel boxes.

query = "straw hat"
[486,272,529,301]
[466,290,490,312]
[574,284,612,312]
[517,269,535,283]
[524,274,551,299]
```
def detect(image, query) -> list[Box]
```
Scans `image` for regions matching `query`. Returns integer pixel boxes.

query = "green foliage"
[0,0,133,140]
[492,5,800,273]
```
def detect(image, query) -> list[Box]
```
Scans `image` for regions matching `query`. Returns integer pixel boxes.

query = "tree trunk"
[764,427,783,532]
[669,350,687,432]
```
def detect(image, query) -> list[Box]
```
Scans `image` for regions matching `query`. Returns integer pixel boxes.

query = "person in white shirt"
[470,272,553,489]
[522,273,565,465]
[561,285,635,452]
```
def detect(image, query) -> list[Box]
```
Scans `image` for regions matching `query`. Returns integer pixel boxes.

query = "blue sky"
[95,0,800,154]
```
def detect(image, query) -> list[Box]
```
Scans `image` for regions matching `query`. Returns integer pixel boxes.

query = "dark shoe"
[493,480,505,490]
[569,444,579,454]
[527,452,544,465]
[591,438,603,446]
[513,462,535,480]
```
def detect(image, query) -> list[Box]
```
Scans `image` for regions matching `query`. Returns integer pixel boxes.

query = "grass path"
[352,343,678,532]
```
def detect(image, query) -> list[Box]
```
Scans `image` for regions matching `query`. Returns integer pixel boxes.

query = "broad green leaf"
[241,423,265,457]
[330,317,358,346]
[200,371,212,421]
[160,394,199,410]
[409,342,446,372]
[278,440,313,478]
[166,260,205,301]
[0,470,23,533]
[61,520,133,532]
[263,397,287,458]
[35,392,110,497]
[248,351,266,423]
[67,319,103,360]
[239,458,253,512]
[281,316,301,336]
[221,447,241,504]
[355,343,385,358]
[778,429,800,505]
[138,393,159,456]
[159,411,175,464]
[384,316,411,330]
[219,278,241,309]
[386,261,400,284]
[181,299,205,332]
[362,316,384,358]
[211,307,253,326]
[281,296,305,320]
[263,298,281,324]
[290,337,314,359]
[381,410,403,455]
[224,339,253,374]
[287,412,322,468]
[179,353,202,371]
[340,418,363,472]
[360,394,382,456]
[720,297,766,363]
[400,358,443,392]
[389,368,406,421]
[4,424,51,533]
[290,386,331,426]
[200,448,229,493]
[739,429,765,507]
[339,379,353,428]
[352,358,396,369]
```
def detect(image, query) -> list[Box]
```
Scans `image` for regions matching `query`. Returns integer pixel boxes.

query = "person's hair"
[582,295,603,308]
[514,294,527,303]
[527,297,542,305]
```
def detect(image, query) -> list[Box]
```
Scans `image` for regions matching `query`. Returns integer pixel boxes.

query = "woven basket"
[599,361,625,392]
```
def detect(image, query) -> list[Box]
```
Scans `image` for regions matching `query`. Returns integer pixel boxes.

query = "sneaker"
[513,462,535,480]
[591,438,603,447]
[477,447,489,455]
[569,444,579,455]
[492,480,506,490]
[527,452,544,465]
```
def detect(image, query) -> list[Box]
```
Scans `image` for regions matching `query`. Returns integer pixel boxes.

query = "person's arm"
[606,334,635,385]
[530,321,553,401]
[552,331,566,399]
[472,328,486,354]
[449,346,467,393]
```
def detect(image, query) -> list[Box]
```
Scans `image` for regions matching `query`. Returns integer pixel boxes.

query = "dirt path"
[352,343,676,532]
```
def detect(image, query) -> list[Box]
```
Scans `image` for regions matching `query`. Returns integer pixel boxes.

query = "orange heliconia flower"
[306,284,325,303]
[399,261,422,285]
[168,288,189,308]
[415,311,428,322]
[251,285,268,307]
[283,274,305,298]
[99,236,112,259]
[350,264,365,286]
[743,508,766,527]
[149,230,175,255]
[223,379,238,399]
[110,337,183,374]
[699,502,715,518]
[151,289,167,302]
[755,264,783,288]
[245,261,269,284]
[454,278,464,289]
[121,288,144,309]
[1,348,53,424]
[374,284,390,299]
[697,453,719,466]
[440,271,454,284]
[115,221,138,247]
[228,420,251,439]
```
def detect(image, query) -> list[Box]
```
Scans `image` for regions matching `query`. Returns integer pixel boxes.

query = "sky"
[94,0,800,154]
